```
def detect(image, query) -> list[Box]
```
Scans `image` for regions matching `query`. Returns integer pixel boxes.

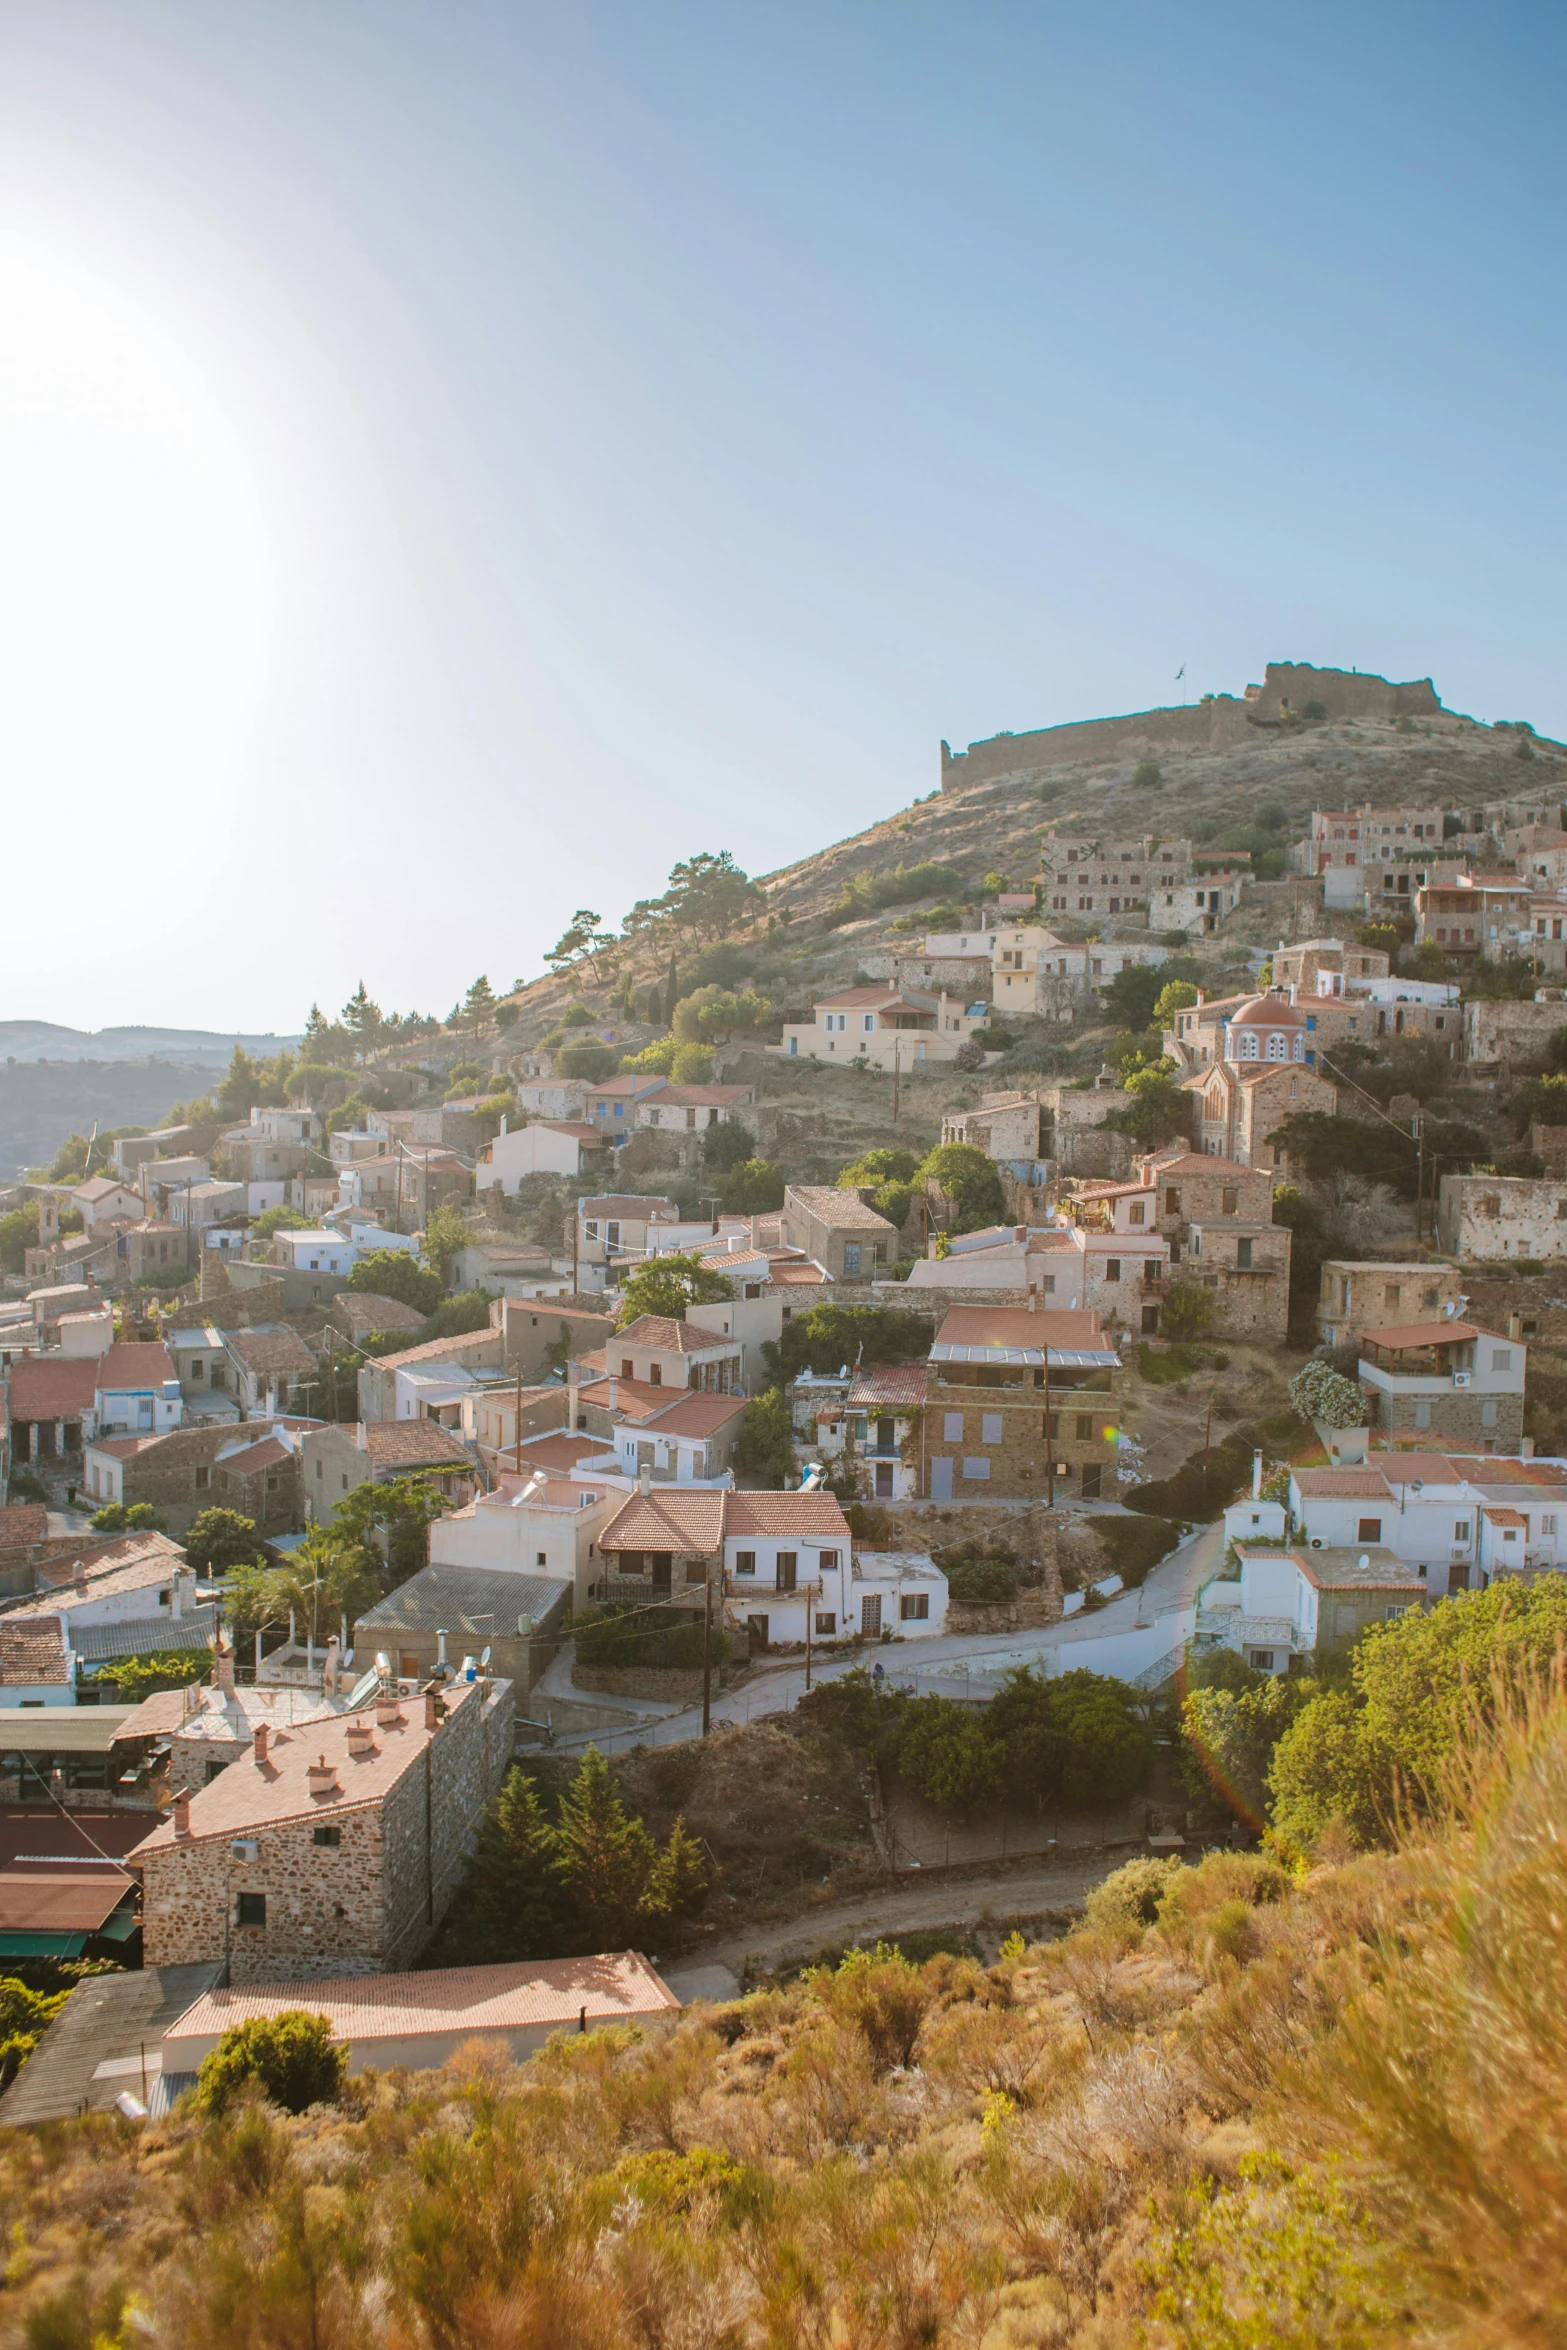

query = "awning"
[0,1932,86,1957]
[930,1343,1121,1371]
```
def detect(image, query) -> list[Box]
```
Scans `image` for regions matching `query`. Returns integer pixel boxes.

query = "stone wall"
[114,1424,252,1535]
[922,1373,1119,1503]
[1365,1387,1525,1451]
[944,1587,1063,1636]
[573,1662,711,1703]
[139,1678,515,1982]
[942,699,1255,791]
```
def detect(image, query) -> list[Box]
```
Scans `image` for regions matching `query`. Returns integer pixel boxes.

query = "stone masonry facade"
[920,1366,1120,1503]
[1363,1385,1525,1452]
[136,1678,514,1982]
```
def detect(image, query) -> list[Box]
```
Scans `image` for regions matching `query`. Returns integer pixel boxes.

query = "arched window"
[1293,1033,1305,1061]
[1266,1031,1286,1061]
[1239,1029,1259,1058]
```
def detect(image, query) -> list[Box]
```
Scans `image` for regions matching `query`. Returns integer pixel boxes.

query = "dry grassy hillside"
[8,1693,1567,2347]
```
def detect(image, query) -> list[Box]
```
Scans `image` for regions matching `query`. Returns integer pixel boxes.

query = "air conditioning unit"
[1453,1371,1472,1388]
[230,1839,259,1863]
[1310,1537,1325,1549]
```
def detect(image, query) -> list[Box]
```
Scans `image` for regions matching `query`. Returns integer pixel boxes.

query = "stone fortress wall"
[940,663,1445,792]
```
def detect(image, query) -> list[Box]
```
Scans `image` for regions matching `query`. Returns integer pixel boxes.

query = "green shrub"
[574,1606,732,1674]
[944,1557,1021,1606]
[194,2011,347,2116]
[1083,1854,1184,1937]
[1094,1513,1181,1587]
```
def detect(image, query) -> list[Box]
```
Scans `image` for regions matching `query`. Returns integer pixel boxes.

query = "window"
[1080,1463,1101,1499]
[313,1826,340,1848]
[1104,1258,1121,1283]
[815,1613,836,1636]
[1357,1518,1383,1543]
[1043,1412,1059,1439]
[236,1892,267,1928]
[943,1412,963,1442]
[1544,1515,1558,1537]
[1247,1649,1276,1672]
[981,1413,1003,1444]
[900,1592,929,1621]
[820,1550,838,1573]
[195,1465,211,1491]
[962,1457,991,1479]
[1128,1201,1145,1225]
[1491,1348,1513,1370]
[734,1550,756,1576]
[621,1359,633,1377]
[1221,1187,1238,1214]
[1075,1411,1094,1440]
[190,1357,204,1382]
[1165,1187,1181,1215]
[776,1552,797,1592]
[1415,1401,1431,1429]
[1236,1238,1253,1270]
[649,1364,662,1385]
[861,1013,875,1033]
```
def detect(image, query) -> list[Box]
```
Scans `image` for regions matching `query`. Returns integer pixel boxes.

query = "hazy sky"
[2,2,1563,1032]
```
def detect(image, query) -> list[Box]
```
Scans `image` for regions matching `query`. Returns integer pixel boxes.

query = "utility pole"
[805,1592,813,1691]
[891,1038,901,1124]
[701,1575,713,1737]
[513,1360,523,1477]
[1043,1345,1055,1508]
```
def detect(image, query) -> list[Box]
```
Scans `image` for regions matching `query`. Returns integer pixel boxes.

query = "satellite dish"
[1358,1553,1370,1570]
[480,1644,492,1666]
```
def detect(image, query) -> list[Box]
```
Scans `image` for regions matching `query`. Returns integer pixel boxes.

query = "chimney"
[436,1628,448,1671]
[1025,1288,1037,1313]
[1521,1436,1536,1460]
[376,1692,403,1728]
[72,1561,86,1592]
[346,1721,376,1756]
[324,1635,340,1691]
[424,1690,444,1731]
[172,1793,191,1838]
[253,1723,269,1762]
[1252,1449,1263,1500]
[306,1754,338,1793]
[171,1575,183,1622]
[638,1462,652,1497]
[607,1376,619,1411]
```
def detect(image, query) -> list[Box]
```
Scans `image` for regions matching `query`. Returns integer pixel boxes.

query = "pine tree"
[550,1747,661,1948]
[664,955,679,1028]
[452,1769,563,1960]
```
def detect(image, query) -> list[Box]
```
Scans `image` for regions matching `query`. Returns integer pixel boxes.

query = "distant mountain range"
[0,1022,301,1068]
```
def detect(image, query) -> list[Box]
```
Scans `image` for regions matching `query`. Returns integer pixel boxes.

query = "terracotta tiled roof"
[615,1315,735,1356]
[6,1357,98,1419]
[725,1491,852,1539]
[1482,1506,1529,1528]
[19,1546,188,1611]
[0,1618,69,1685]
[131,1679,488,1852]
[574,1376,671,1422]
[224,1327,318,1378]
[600,1490,729,1555]
[34,1532,186,1590]
[332,1292,428,1335]
[0,1504,47,1550]
[164,1953,678,2055]
[370,1330,500,1371]
[510,1433,617,1471]
[1291,1469,1392,1500]
[97,1342,178,1389]
[768,1261,831,1284]
[361,1420,472,1469]
[640,1391,749,1437]
[785,1187,899,1233]
[217,1437,290,1476]
[846,1363,927,1412]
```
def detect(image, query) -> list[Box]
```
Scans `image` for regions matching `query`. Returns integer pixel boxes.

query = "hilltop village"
[5,658,1567,2149]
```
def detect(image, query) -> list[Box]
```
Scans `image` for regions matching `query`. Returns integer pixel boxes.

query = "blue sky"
[1,1,1562,1029]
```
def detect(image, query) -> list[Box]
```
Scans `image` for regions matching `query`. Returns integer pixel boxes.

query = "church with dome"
[1183,991,1337,1163]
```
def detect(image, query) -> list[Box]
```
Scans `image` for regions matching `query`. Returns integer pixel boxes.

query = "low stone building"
[327,1291,428,1348]
[82,1423,261,1534]
[1358,1320,1526,1452]
[130,1673,515,1982]
[1316,1259,1463,1349]
[212,1432,305,1536]
[1182,1219,1291,1341]
[297,1418,476,1525]
[223,1326,321,1417]
[1036,1081,1136,1179]
[1437,1173,1567,1263]
[355,1564,571,1691]
[779,1186,900,1282]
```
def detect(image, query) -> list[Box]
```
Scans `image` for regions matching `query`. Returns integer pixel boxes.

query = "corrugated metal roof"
[72,1610,219,1664]
[357,1566,571,1636]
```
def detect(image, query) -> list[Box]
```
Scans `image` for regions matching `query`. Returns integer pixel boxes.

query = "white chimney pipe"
[1252,1449,1263,1500]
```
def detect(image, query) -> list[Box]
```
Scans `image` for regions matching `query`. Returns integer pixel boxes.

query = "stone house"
[355,1326,505,1423]
[355,1566,570,1691]
[779,1186,899,1281]
[1316,1260,1462,1349]
[1417,877,1535,960]
[1437,1173,1567,1263]
[212,1432,305,1535]
[297,1417,476,1526]
[5,1354,99,1465]
[130,1674,515,1981]
[1357,1320,1526,1452]
[1036,1080,1137,1177]
[895,949,994,999]
[223,1326,320,1417]
[633,1083,753,1134]
[327,1291,428,1349]
[70,1176,143,1232]
[919,1303,1122,1504]
[118,1221,191,1285]
[575,1196,680,1283]
[939,1093,1043,1167]
[1182,1219,1291,1341]
[594,1483,729,1604]
[1271,938,1392,991]
[81,1421,296,1535]
[1461,996,1567,1074]
[122,1681,371,1799]
[1301,804,1445,880]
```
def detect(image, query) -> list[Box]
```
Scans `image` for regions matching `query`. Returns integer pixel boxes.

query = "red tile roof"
[6,1356,98,1419]
[0,1617,69,1685]
[933,1305,1107,1349]
[361,1419,472,1469]
[724,1491,851,1539]
[641,1391,749,1437]
[0,1504,47,1550]
[785,1187,899,1233]
[131,1680,486,1851]
[1361,1320,1484,1350]
[599,1489,729,1555]
[224,1327,318,1378]
[846,1362,927,1412]
[510,1433,616,1471]
[165,1952,678,2053]
[616,1315,735,1356]
[97,1342,178,1389]
[217,1437,290,1476]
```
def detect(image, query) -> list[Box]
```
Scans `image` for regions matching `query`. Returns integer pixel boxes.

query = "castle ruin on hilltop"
[940,661,1444,792]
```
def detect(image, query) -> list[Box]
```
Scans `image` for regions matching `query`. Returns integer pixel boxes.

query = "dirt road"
[691,1851,1116,1976]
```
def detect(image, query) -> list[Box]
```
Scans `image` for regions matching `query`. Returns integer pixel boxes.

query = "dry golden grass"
[12,1698,1567,2344]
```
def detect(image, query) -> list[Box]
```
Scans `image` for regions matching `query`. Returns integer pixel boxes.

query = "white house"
[477,1120,609,1191]
[430,1470,623,1609]
[1196,1542,1426,1674]
[95,1343,184,1437]
[1289,1453,1567,1592]
[265,1230,361,1279]
[775,986,990,1071]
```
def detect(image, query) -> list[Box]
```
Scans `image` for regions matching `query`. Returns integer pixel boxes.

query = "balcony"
[725,1574,822,1598]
